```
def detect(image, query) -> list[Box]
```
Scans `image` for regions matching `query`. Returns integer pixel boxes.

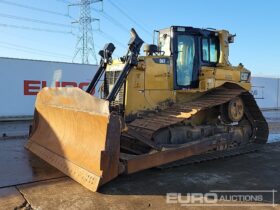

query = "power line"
[0,23,72,34]
[0,41,73,59]
[0,44,72,60]
[0,0,70,17]
[107,0,151,36]
[55,0,71,4]
[93,9,129,33]
[97,30,127,49]
[0,13,76,29]
[0,45,71,60]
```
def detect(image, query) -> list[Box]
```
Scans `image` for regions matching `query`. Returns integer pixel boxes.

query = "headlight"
[240,72,250,81]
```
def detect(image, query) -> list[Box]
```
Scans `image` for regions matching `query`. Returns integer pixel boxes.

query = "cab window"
[202,36,219,63]
[176,35,195,86]
[202,38,209,61]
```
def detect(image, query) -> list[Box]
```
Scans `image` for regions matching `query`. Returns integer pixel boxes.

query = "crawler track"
[241,92,269,143]
[123,84,269,156]
[159,143,263,169]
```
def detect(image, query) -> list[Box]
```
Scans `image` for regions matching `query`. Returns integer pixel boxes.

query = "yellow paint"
[199,66,251,92]
[105,29,252,118]
[173,109,198,119]
[218,30,231,66]
[124,56,175,116]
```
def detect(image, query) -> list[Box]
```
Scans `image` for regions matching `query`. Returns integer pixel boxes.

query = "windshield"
[176,35,195,86]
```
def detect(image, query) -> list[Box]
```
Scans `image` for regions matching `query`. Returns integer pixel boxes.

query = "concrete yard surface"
[0,120,30,140]
[0,187,26,210]
[0,139,65,189]
[0,139,279,210]
[0,110,279,209]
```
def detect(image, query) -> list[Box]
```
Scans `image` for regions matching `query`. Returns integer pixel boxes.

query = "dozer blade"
[25,87,121,192]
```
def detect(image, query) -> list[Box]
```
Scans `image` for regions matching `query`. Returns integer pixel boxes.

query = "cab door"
[173,33,200,89]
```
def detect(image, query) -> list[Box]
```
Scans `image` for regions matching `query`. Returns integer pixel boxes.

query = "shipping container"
[0,57,97,119]
[251,76,280,110]
[0,57,278,119]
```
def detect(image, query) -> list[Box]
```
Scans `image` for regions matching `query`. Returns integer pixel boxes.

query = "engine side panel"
[124,56,175,119]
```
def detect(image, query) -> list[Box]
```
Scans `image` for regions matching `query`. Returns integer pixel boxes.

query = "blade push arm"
[106,28,144,102]
[86,43,115,94]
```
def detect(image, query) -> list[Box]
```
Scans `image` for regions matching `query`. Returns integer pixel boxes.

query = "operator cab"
[158,26,221,90]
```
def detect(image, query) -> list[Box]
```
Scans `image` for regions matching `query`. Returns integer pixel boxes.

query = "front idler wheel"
[220,97,244,123]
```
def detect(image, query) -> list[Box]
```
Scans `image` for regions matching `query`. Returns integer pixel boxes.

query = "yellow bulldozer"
[26,26,268,192]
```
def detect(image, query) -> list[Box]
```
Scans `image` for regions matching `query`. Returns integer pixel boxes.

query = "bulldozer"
[26,26,268,192]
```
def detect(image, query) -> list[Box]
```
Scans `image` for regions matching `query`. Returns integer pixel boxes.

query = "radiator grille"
[105,71,125,107]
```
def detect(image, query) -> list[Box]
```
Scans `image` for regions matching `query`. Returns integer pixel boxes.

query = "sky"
[0,0,279,76]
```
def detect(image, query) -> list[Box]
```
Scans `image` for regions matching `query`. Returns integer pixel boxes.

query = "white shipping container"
[0,57,278,119]
[251,76,280,110]
[0,57,97,119]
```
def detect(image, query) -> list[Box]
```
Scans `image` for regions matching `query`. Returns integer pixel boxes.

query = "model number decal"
[153,58,170,64]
